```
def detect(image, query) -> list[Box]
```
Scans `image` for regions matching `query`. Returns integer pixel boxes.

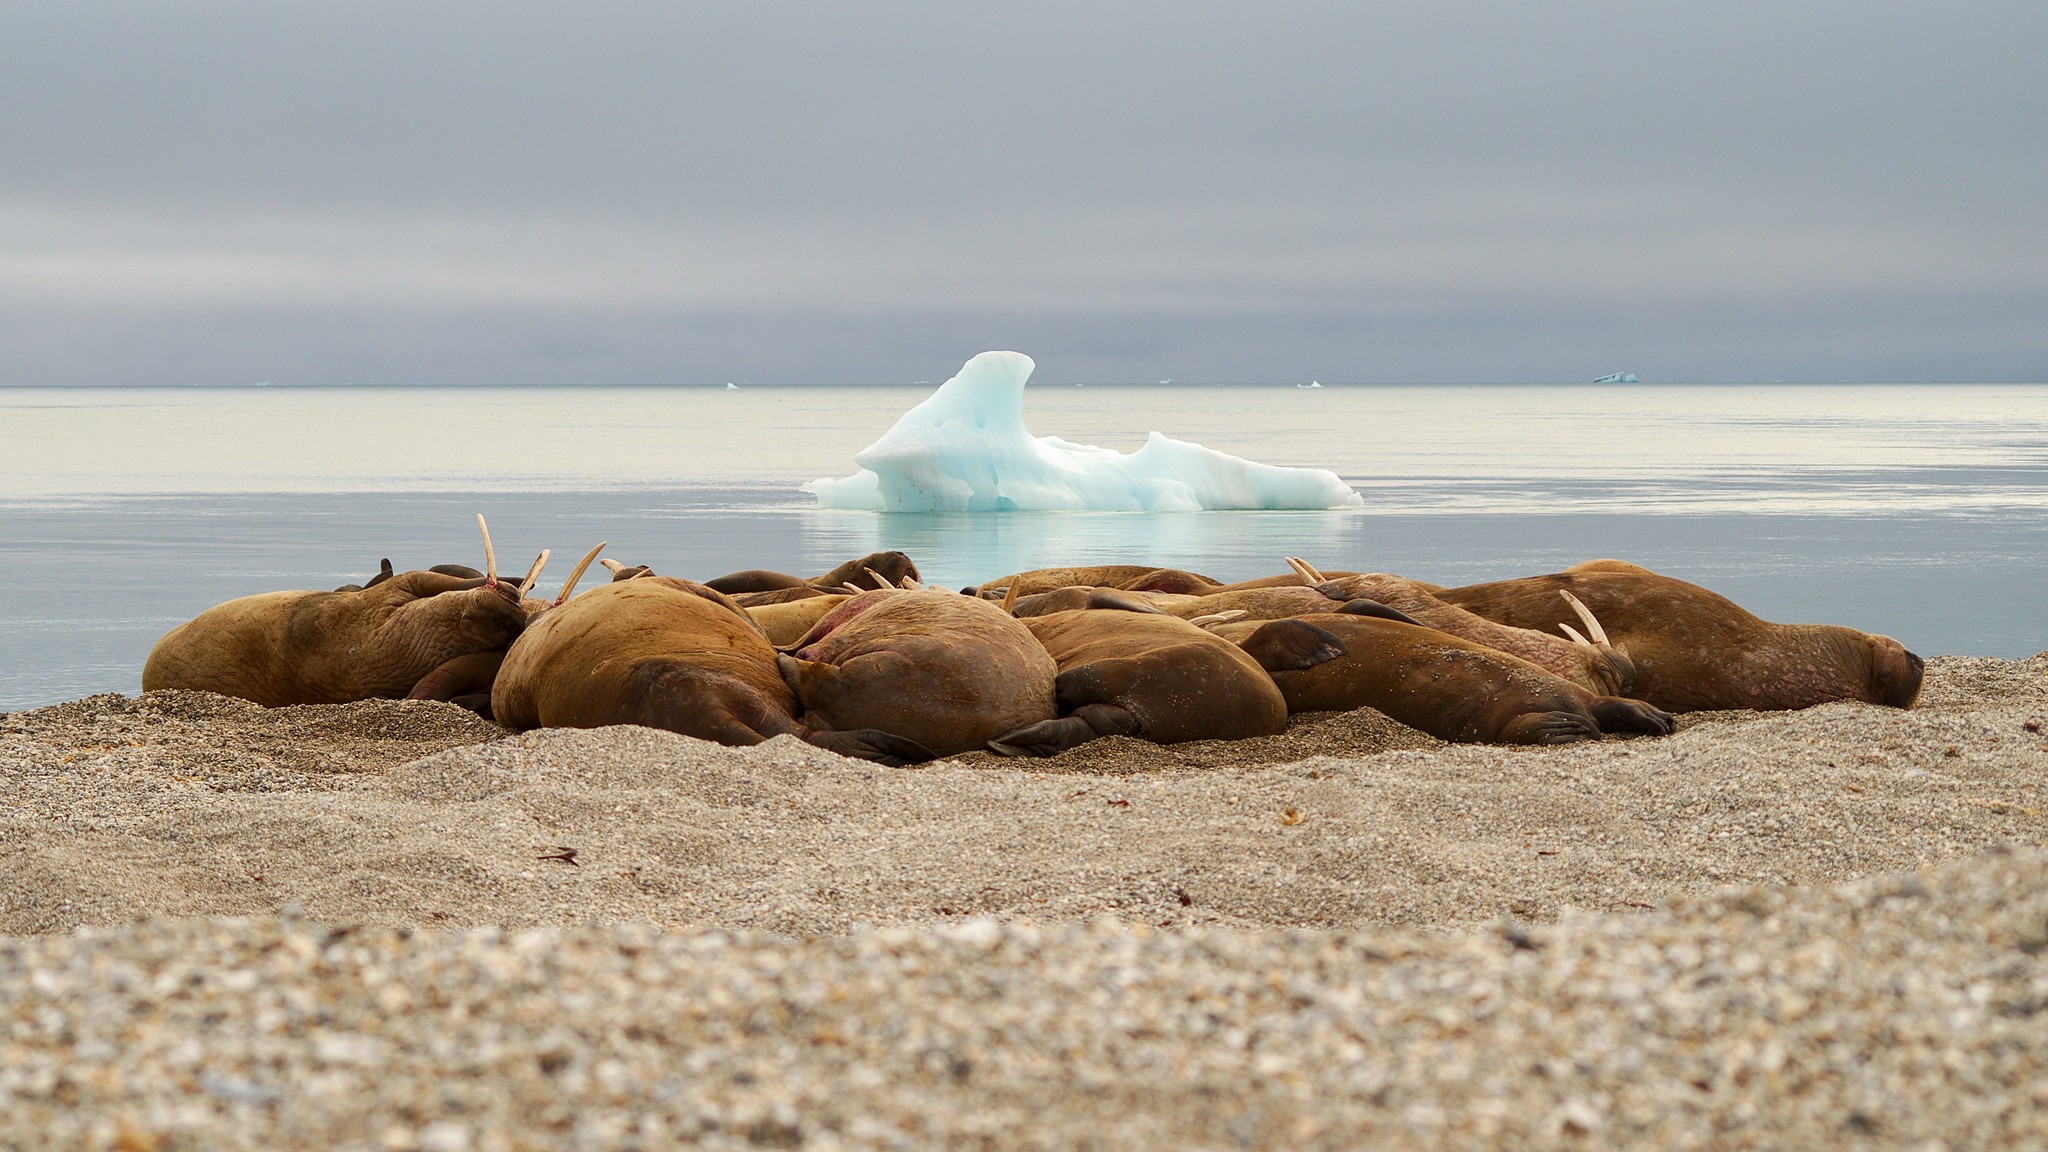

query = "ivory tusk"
[842,582,868,594]
[1558,590,1612,646]
[898,575,924,590]
[517,550,551,597]
[554,541,607,604]
[1286,556,1328,584]
[1187,610,1249,628]
[1000,580,1020,616]
[1559,622,1592,648]
[476,514,498,585]
[599,558,627,575]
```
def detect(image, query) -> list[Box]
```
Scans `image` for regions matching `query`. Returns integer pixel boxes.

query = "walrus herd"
[140,516,1926,764]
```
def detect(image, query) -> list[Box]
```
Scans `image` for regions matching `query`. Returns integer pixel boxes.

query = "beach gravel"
[0,654,2043,1148]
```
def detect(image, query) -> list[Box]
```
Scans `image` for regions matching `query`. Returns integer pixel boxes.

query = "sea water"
[3,381,2045,709]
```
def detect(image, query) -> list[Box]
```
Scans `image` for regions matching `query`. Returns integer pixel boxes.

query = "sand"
[1,653,2045,1148]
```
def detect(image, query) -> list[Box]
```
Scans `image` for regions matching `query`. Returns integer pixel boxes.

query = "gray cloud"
[3,1,2044,383]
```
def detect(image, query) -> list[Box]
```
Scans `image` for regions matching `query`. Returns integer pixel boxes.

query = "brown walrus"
[1287,559,1636,697]
[963,564,1223,599]
[1433,559,1926,711]
[746,593,853,646]
[704,550,922,595]
[1212,611,1676,744]
[986,609,1345,756]
[777,588,1058,756]
[143,516,534,708]
[490,575,931,764]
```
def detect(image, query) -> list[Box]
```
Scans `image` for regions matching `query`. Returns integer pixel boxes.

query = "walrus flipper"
[988,716,1098,757]
[805,729,938,767]
[406,651,508,703]
[1497,711,1600,745]
[1236,620,1348,673]
[1589,697,1677,736]
[1335,598,1423,626]
[1086,589,1167,614]
[988,704,1140,758]
[1053,660,1145,712]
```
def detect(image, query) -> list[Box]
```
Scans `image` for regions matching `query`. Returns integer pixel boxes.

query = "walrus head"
[814,551,920,591]
[1868,634,1925,708]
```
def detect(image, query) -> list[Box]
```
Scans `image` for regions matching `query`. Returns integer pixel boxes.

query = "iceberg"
[803,351,1364,512]
[1593,372,1639,384]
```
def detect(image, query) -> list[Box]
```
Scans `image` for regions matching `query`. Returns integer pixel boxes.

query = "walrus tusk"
[1285,556,1328,584]
[1559,622,1593,648]
[1188,610,1249,628]
[476,514,498,587]
[599,558,627,575]
[1000,580,1020,616]
[554,542,607,604]
[1558,590,1611,646]
[517,550,551,597]
[898,575,925,590]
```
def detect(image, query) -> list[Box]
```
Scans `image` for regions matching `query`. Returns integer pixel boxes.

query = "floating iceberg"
[803,351,1364,512]
[1593,372,1639,384]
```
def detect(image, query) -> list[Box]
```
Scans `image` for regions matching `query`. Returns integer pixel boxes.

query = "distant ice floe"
[1593,372,1639,383]
[803,351,1363,512]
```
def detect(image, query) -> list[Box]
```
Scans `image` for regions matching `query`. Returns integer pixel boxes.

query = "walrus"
[746,593,853,646]
[144,516,535,708]
[776,587,1058,756]
[335,559,488,594]
[1286,559,1636,697]
[986,609,1346,756]
[701,551,923,595]
[1433,560,1926,711]
[1212,611,1676,745]
[490,574,930,764]
[1008,585,1425,631]
[963,564,1223,599]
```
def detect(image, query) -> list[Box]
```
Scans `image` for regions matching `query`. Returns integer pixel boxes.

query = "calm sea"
[4,382,2045,710]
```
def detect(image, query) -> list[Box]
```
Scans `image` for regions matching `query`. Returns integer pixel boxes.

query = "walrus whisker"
[554,542,607,605]
[1559,622,1593,648]
[1558,590,1612,646]
[1187,609,1249,628]
[517,550,551,597]
[476,513,499,587]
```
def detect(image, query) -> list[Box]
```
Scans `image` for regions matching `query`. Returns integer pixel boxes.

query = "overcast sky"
[3,2,2043,384]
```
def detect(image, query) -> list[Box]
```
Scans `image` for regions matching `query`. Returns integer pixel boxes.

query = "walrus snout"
[1593,644,1637,697]
[1871,637,1925,708]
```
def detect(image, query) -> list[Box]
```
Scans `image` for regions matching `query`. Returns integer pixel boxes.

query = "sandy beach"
[2,653,2045,1148]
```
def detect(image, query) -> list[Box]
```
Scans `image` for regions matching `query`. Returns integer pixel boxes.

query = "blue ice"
[803,351,1364,512]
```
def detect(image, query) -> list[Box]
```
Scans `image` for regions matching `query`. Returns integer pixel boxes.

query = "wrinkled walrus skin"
[778,589,1058,757]
[142,571,529,707]
[1435,560,1925,712]
[987,609,1344,757]
[1215,613,1675,745]
[491,577,930,764]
